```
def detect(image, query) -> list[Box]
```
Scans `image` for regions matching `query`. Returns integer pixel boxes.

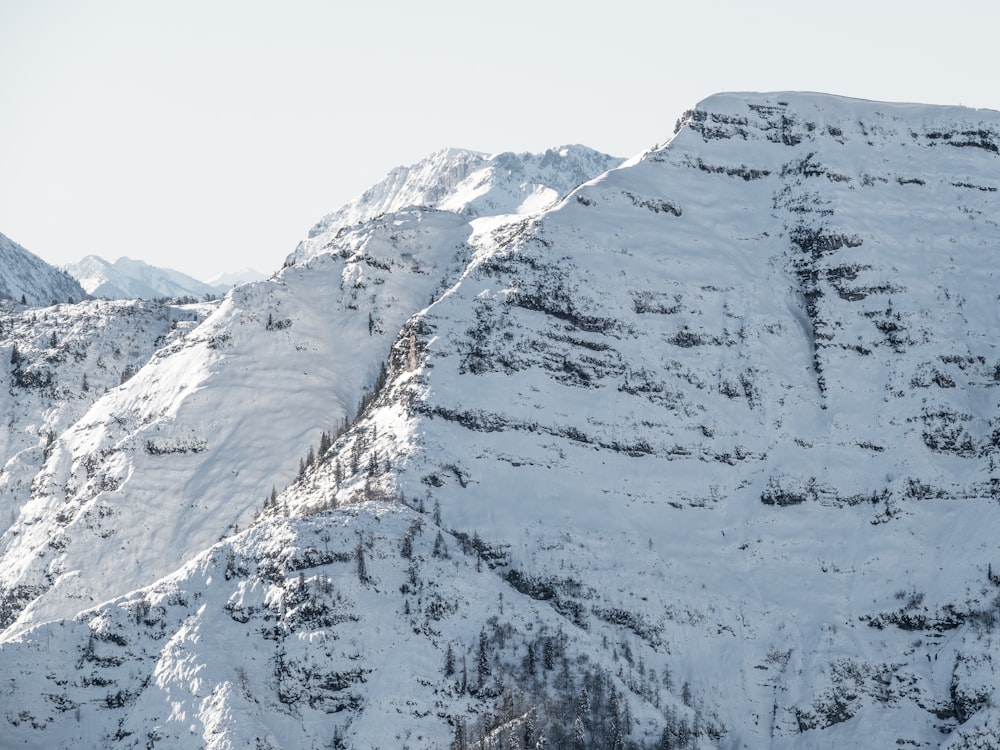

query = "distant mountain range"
[62,255,265,300]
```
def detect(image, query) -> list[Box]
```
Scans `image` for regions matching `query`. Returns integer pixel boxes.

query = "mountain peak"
[289,144,624,265]
[64,255,229,299]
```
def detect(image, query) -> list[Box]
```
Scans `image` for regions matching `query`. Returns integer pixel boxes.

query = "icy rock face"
[2,94,1000,750]
[0,232,86,306]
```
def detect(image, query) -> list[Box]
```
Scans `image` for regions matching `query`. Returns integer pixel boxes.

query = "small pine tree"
[451,715,466,750]
[681,681,692,707]
[522,708,536,750]
[355,541,368,584]
[573,717,586,750]
[433,531,446,558]
[444,643,456,677]
[477,628,490,681]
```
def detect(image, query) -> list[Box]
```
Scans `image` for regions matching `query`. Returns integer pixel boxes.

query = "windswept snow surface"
[2,94,1000,749]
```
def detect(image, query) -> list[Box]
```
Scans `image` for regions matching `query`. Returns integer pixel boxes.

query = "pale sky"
[2,0,997,281]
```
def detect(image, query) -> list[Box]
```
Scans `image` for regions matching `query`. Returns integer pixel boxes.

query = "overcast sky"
[2,1,997,281]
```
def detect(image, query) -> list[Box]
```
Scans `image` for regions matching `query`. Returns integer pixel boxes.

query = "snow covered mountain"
[205,267,267,292]
[0,232,86,306]
[63,255,227,300]
[2,94,1000,750]
[288,145,626,266]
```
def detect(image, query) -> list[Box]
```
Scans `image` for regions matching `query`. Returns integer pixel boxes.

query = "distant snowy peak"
[0,232,86,306]
[64,255,225,300]
[288,144,624,264]
[205,267,266,290]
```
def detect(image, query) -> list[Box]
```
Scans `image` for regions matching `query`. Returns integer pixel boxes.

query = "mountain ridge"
[63,255,254,300]
[1,95,999,749]
[0,232,86,306]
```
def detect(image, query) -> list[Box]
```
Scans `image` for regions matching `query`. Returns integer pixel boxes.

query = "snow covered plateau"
[0,93,999,750]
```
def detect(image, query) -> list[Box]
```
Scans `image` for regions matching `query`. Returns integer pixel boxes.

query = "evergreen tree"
[355,541,368,584]
[433,531,446,558]
[444,643,455,677]
[477,628,490,682]
[681,681,692,707]
[451,715,466,750]
[573,717,587,750]
[543,638,556,671]
[522,708,535,750]
[524,642,537,677]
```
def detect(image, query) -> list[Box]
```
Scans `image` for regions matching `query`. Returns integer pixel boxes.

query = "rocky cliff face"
[1,94,999,750]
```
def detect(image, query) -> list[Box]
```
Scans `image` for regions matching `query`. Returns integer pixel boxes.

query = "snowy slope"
[0,209,479,638]
[0,144,622,642]
[282,92,1000,748]
[0,232,86,306]
[2,94,1000,750]
[64,255,225,300]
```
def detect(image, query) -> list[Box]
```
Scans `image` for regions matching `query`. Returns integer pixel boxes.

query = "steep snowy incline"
[289,145,624,265]
[0,143,623,639]
[281,92,1000,748]
[0,208,482,638]
[0,505,665,750]
[0,232,86,305]
[0,299,210,537]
